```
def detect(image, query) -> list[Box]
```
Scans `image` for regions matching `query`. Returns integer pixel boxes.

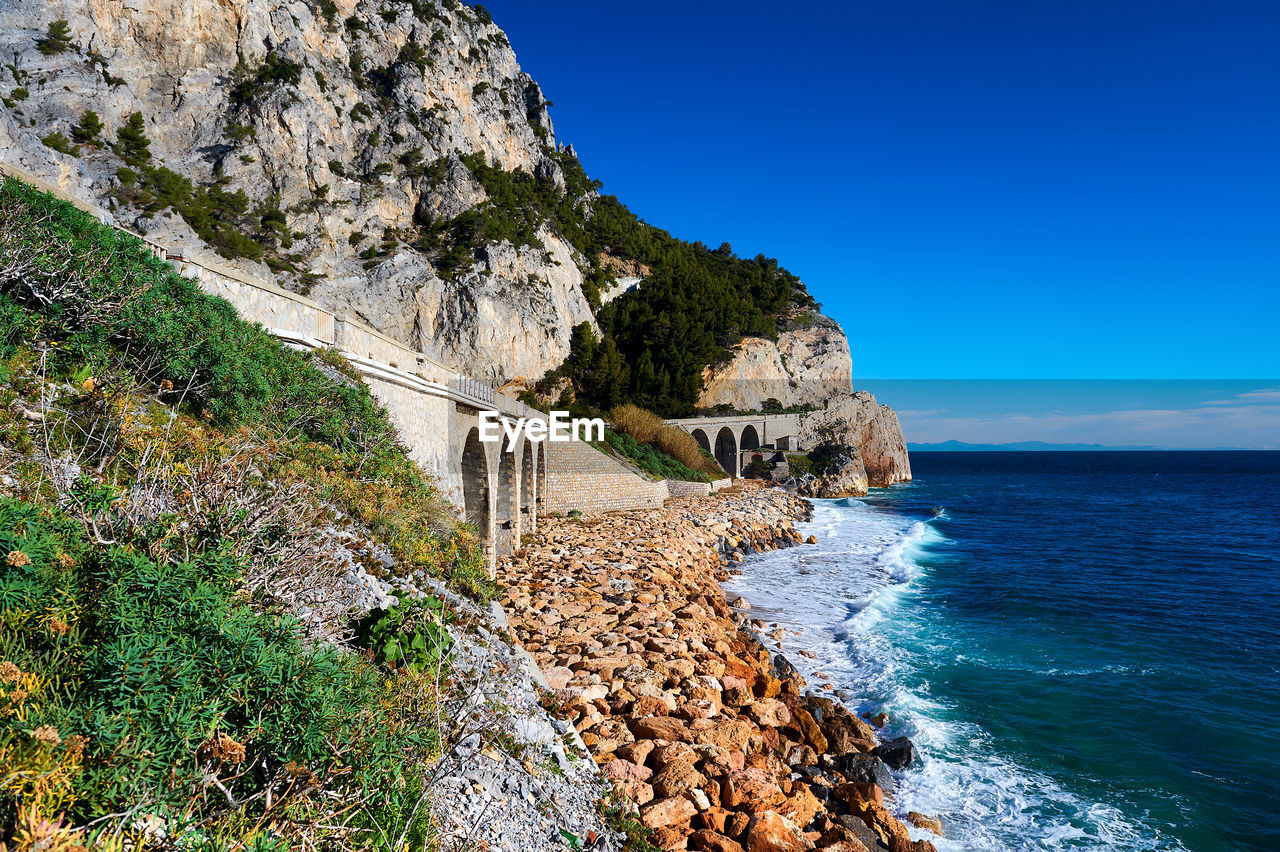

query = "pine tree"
[70,110,104,146]
[115,112,151,164]
[37,19,74,55]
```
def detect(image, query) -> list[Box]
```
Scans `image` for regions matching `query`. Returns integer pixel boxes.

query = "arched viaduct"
[665,413,805,477]
[0,163,731,574]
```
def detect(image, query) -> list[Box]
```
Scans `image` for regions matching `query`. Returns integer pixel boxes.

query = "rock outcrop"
[0,0,588,383]
[697,316,854,412]
[794,444,870,498]
[801,393,911,487]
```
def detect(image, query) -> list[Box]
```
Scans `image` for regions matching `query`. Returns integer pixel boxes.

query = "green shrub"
[113,111,150,163]
[0,495,429,842]
[70,110,103,146]
[357,594,453,675]
[39,131,76,156]
[36,20,74,55]
[229,52,303,106]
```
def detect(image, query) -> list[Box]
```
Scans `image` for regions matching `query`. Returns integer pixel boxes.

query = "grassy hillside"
[0,176,484,849]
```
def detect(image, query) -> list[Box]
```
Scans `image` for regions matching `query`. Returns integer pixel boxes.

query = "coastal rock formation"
[498,483,936,852]
[0,0,588,383]
[794,443,870,498]
[802,393,912,486]
[697,317,854,411]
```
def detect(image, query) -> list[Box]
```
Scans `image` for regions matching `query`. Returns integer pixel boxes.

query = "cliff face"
[0,0,591,383]
[0,0,912,469]
[801,392,912,486]
[697,315,854,411]
[697,316,911,486]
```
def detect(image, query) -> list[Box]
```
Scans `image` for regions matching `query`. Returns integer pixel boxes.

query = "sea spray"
[725,488,1192,851]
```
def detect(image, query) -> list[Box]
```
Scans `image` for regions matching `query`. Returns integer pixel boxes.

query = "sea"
[724,451,1280,852]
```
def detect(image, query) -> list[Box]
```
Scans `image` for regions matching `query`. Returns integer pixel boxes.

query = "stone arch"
[691,428,711,454]
[461,427,490,537]
[714,426,738,477]
[536,442,548,518]
[740,424,761,452]
[521,438,536,533]
[496,439,517,555]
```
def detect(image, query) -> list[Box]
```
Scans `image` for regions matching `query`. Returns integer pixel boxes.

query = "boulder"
[745,811,815,852]
[746,698,791,727]
[633,716,692,743]
[722,768,785,811]
[873,737,915,770]
[642,796,698,829]
[652,758,706,798]
[690,830,746,852]
[837,754,895,794]
[906,812,942,836]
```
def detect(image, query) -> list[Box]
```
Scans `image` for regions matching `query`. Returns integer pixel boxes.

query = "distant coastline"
[908,440,1274,451]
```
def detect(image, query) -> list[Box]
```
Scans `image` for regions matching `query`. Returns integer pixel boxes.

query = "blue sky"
[482,1,1280,445]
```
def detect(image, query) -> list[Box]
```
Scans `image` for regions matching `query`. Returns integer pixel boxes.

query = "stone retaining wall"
[543,440,671,516]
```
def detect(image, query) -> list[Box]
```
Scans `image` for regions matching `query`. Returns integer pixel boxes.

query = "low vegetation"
[607,404,723,480]
[0,176,490,847]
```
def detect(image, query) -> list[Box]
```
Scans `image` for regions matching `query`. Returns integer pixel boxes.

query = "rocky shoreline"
[498,482,940,852]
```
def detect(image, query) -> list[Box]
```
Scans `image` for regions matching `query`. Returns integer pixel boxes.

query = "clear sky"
[481,1,1280,445]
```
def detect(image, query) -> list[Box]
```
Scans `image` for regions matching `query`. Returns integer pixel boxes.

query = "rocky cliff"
[696,314,855,411]
[0,0,594,384]
[0,0,910,468]
[801,392,912,486]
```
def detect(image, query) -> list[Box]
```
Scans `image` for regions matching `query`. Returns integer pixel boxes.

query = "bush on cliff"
[0,176,482,847]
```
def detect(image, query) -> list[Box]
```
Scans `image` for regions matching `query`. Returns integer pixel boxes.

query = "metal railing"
[450,375,496,405]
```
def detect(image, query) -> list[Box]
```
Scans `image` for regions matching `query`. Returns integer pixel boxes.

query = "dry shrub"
[608,404,663,444]
[610,404,723,477]
[654,426,721,475]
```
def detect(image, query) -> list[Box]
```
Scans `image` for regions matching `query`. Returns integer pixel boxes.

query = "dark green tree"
[70,110,104,146]
[582,336,629,411]
[36,19,74,55]
[114,111,151,163]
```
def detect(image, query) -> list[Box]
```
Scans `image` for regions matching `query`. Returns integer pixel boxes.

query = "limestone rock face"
[801,392,911,486]
[697,316,853,411]
[0,0,581,383]
[794,444,869,499]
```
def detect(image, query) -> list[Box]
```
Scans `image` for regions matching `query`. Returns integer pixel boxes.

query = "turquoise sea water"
[725,451,1280,851]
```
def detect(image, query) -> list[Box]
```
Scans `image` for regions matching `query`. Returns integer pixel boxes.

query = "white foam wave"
[724,498,1184,852]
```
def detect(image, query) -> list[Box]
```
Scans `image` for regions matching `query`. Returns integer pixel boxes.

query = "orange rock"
[633,695,672,717]
[907,811,943,836]
[653,758,706,798]
[633,716,692,742]
[790,708,828,754]
[689,829,745,852]
[722,768,785,811]
[725,811,751,839]
[776,785,823,831]
[653,826,692,849]
[744,811,815,852]
[619,739,656,765]
[642,796,698,830]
